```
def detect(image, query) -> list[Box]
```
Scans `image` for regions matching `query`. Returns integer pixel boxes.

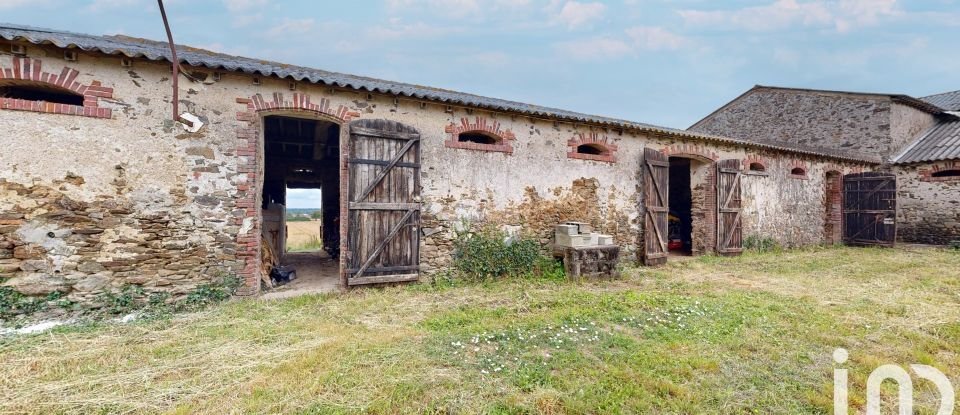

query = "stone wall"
[896,162,960,245]
[691,88,936,160]
[0,44,869,302]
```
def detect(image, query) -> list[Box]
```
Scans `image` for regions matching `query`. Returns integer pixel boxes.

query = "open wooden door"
[642,148,669,265]
[716,159,743,256]
[843,172,896,247]
[344,119,421,286]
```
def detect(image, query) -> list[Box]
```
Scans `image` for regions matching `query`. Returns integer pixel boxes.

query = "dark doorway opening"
[668,157,693,255]
[261,115,341,295]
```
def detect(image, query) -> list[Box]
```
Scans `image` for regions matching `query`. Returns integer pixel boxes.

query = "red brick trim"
[567,132,617,163]
[661,143,717,162]
[0,57,113,118]
[919,161,960,182]
[743,155,768,173]
[231,92,359,296]
[789,159,809,179]
[237,92,360,122]
[444,117,515,154]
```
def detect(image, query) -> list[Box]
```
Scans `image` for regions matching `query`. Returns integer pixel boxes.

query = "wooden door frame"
[252,110,349,292]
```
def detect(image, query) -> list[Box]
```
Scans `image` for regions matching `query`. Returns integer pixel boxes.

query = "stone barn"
[0,25,875,303]
[691,86,960,246]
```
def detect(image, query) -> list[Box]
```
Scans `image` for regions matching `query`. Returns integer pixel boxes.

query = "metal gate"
[716,159,743,256]
[843,172,896,247]
[344,119,421,286]
[642,148,669,265]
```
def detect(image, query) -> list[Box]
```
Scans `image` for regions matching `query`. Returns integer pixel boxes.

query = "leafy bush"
[949,240,960,251]
[743,235,778,253]
[453,226,564,281]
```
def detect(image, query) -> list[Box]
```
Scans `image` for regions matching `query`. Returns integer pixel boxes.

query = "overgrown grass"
[287,235,323,252]
[1,246,958,414]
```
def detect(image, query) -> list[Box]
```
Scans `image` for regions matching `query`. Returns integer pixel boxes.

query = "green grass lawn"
[1,246,959,414]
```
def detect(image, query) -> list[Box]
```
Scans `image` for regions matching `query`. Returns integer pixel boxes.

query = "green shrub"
[743,235,778,253]
[949,240,960,251]
[453,225,564,281]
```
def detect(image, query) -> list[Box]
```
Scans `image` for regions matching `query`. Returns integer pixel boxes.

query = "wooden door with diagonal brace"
[716,159,743,256]
[344,119,421,286]
[843,172,896,247]
[642,148,669,265]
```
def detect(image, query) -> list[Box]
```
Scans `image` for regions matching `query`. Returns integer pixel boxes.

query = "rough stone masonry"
[0,34,872,305]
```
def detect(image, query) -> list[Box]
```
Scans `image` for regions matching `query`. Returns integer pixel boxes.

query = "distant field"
[286,220,322,251]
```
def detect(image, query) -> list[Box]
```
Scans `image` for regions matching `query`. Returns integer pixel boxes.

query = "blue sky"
[5,0,956,209]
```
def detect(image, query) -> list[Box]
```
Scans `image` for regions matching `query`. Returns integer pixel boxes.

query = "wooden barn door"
[716,159,743,256]
[642,148,669,265]
[344,119,421,286]
[843,172,896,247]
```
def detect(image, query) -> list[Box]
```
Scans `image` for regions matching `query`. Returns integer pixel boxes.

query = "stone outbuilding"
[0,25,880,302]
[690,85,960,246]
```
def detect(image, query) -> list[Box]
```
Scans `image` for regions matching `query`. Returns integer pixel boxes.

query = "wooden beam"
[349,202,420,211]
[348,273,419,286]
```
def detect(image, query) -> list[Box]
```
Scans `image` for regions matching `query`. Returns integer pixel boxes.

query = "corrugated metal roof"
[0,23,879,163]
[922,90,960,111]
[894,117,960,164]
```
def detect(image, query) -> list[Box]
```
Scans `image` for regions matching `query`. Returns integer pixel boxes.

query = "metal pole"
[157,0,179,122]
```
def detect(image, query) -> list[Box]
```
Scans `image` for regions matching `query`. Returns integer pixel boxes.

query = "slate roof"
[922,90,960,111]
[0,23,879,163]
[894,116,960,164]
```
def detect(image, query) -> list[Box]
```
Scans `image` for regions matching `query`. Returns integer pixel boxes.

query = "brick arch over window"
[568,132,618,162]
[0,57,113,118]
[661,143,717,162]
[743,155,769,173]
[444,117,516,153]
[920,161,960,182]
[789,159,810,179]
[231,91,360,295]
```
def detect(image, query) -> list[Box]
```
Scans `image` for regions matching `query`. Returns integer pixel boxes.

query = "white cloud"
[626,26,689,51]
[266,18,315,38]
[367,21,461,40]
[84,0,141,12]
[555,37,633,60]
[679,0,831,32]
[0,0,39,9]
[385,0,481,18]
[678,0,902,33]
[551,1,606,29]
[221,0,268,12]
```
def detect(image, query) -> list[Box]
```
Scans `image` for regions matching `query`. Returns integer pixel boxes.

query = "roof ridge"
[0,23,881,163]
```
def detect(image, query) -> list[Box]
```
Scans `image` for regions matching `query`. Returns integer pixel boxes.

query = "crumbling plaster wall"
[895,163,960,245]
[1,47,868,302]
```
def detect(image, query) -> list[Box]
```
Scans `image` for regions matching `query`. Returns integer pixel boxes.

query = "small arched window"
[0,81,84,106]
[790,167,807,177]
[458,132,499,145]
[932,169,960,178]
[576,143,607,155]
[748,162,766,172]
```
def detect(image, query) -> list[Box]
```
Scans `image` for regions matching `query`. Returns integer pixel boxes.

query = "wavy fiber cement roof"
[0,23,879,163]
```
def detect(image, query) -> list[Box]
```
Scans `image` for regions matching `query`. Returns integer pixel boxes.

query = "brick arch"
[743,155,769,172]
[235,92,360,123]
[444,117,516,153]
[231,91,361,295]
[661,143,717,162]
[0,57,113,118]
[568,132,618,162]
[789,159,810,179]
